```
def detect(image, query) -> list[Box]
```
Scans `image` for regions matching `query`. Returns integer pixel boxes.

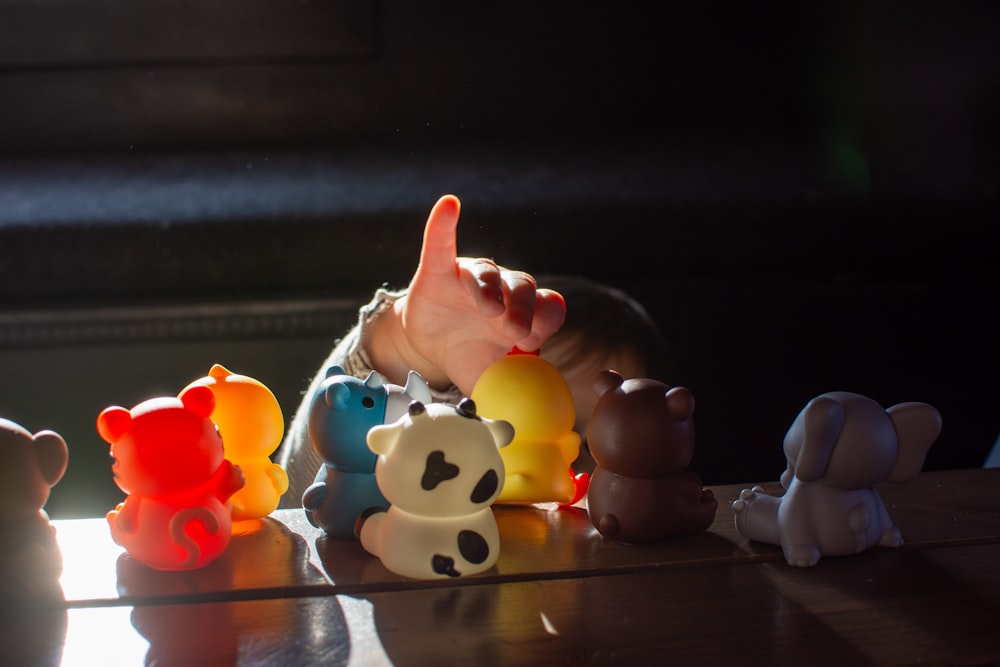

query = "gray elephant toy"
[732,391,942,567]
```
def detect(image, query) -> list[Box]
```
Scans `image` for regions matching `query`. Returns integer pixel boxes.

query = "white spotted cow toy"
[358,399,513,579]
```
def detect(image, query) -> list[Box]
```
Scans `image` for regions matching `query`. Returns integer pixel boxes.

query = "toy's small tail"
[560,470,590,507]
[169,507,220,569]
[597,513,621,539]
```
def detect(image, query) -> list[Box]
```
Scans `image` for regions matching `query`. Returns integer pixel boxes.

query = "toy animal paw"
[879,526,904,548]
[731,486,765,515]
[784,544,822,568]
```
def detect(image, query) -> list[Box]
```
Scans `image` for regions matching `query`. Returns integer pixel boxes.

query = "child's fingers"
[417,194,462,275]
[532,288,567,340]
[513,288,566,352]
[458,258,505,316]
[499,270,539,339]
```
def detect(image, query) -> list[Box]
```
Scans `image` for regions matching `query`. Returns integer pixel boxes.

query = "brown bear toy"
[0,418,69,596]
[585,371,717,543]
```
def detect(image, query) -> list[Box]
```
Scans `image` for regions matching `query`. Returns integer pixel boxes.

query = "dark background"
[1,1,997,517]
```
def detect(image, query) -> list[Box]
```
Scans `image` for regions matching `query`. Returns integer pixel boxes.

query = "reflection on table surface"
[0,468,996,665]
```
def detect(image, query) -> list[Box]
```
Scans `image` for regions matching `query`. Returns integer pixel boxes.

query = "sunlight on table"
[56,518,124,602]
[62,606,150,667]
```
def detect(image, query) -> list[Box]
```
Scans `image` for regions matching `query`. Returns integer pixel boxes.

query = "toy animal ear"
[795,395,846,482]
[208,364,233,381]
[97,406,132,444]
[404,371,432,404]
[593,369,624,397]
[325,364,347,378]
[179,384,216,419]
[324,383,351,410]
[886,402,942,482]
[664,386,695,421]
[364,370,384,390]
[32,430,69,487]
[366,422,396,456]
[487,418,515,449]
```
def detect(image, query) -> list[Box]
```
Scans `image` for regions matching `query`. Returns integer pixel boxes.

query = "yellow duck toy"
[471,347,588,505]
[183,364,289,523]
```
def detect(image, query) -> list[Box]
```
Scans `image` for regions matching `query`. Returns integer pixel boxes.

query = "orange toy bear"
[182,364,288,522]
[97,385,245,571]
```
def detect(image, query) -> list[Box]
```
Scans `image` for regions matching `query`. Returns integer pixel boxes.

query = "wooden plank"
[47,468,1000,604]
[12,596,384,667]
[347,543,1000,666]
[714,467,1000,551]
[32,543,1000,666]
[49,495,769,605]
[876,467,1000,545]
[244,469,1000,589]
[54,515,330,605]
[300,499,775,590]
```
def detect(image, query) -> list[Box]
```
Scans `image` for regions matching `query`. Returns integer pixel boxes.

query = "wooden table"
[3,468,998,666]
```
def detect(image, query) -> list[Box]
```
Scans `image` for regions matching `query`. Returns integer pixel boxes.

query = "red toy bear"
[585,370,717,543]
[97,385,245,570]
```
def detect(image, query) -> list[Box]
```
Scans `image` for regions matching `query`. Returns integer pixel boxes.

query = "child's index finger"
[418,194,462,275]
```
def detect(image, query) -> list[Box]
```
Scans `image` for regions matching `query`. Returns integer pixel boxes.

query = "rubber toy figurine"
[182,364,288,522]
[585,370,717,543]
[470,347,588,505]
[0,418,69,596]
[97,385,246,571]
[303,365,432,538]
[358,399,513,579]
[731,391,942,567]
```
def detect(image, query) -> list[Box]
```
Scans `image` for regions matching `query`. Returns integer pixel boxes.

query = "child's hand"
[366,194,566,396]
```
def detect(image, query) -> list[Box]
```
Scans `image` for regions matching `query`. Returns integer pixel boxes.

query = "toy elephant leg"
[731,486,782,546]
[873,495,904,548]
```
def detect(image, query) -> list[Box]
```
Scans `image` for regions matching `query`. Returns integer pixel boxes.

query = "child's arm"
[276,194,565,508]
[365,194,566,396]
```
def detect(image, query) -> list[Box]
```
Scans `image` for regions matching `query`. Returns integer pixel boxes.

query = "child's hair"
[538,274,673,383]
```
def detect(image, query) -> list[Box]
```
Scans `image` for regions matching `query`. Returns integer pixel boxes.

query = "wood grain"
[10,468,998,665]
[37,542,1000,666]
[48,469,1000,606]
